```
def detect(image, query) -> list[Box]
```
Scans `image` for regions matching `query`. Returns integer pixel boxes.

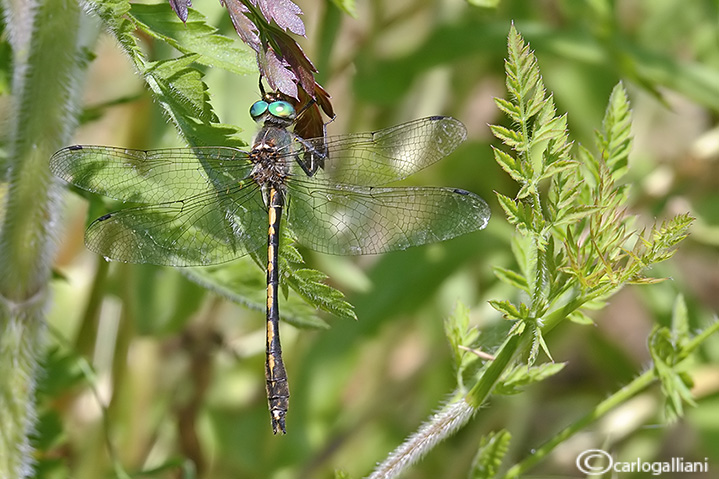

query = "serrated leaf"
[524,84,548,120]
[493,147,524,182]
[223,0,261,51]
[86,0,144,63]
[494,97,521,122]
[495,361,566,395]
[490,124,524,150]
[600,82,633,178]
[257,0,306,36]
[143,55,245,146]
[146,54,216,122]
[648,325,697,421]
[445,302,481,376]
[489,300,523,321]
[130,3,254,75]
[553,205,601,227]
[532,108,566,145]
[541,158,576,181]
[494,192,520,227]
[568,310,595,325]
[470,430,512,479]
[284,265,356,322]
[493,266,529,292]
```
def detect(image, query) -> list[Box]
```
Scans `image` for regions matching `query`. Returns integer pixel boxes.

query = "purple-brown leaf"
[222,0,261,51]
[256,0,305,36]
[260,48,298,99]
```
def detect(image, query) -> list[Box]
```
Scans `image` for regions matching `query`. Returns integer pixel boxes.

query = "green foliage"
[368,23,712,479]
[130,3,254,74]
[648,295,697,422]
[470,430,512,479]
[490,26,692,355]
[494,361,566,395]
[444,302,482,389]
[86,0,250,147]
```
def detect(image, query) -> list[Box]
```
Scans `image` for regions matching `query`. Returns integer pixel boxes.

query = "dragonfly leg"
[294,134,329,177]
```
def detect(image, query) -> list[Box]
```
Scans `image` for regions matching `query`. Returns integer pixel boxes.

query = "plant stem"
[501,318,719,479]
[466,329,528,408]
[0,0,89,476]
[502,370,655,479]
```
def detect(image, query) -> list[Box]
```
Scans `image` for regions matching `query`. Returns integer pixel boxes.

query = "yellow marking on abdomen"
[269,205,277,224]
[267,284,274,310]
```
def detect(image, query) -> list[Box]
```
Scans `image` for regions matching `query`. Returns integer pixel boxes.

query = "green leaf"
[495,361,566,395]
[470,429,512,479]
[493,266,529,292]
[529,323,553,365]
[490,124,524,150]
[553,205,601,228]
[648,325,697,421]
[494,97,521,123]
[144,55,244,147]
[532,107,566,145]
[146,54,217,123]
[130,3,254,75]
[598,82,632,179]
[495,192,520,224]
[568,310,595,325]
[488,300,521,320]
[444,302,481,380]
[492,147,524,183]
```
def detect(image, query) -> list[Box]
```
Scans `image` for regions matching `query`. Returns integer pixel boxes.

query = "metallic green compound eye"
[268,101,296,119]
[250,100,269,119]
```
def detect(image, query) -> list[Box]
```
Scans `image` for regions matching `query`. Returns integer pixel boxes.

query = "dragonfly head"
[250,100,297,127]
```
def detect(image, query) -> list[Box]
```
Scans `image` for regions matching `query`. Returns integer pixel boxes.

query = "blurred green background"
[39,0,719,478]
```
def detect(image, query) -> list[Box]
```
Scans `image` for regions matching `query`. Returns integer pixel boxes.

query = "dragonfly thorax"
[250,127,293,196]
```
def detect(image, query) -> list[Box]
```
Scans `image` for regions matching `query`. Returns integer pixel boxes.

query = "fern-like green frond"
[470,430,512,479]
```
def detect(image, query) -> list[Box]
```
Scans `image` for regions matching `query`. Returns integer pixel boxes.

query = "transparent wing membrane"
[50,145,254,203]
[84,184,268,266]
[53,116,488,266]
[287,183,490,255]
[299,116,467,186]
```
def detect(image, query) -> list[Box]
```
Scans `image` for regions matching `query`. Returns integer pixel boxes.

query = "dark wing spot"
[68,145,83,151]
[453,188,470,195]
[97,213,113,221]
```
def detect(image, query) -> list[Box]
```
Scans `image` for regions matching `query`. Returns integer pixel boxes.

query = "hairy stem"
[0,0,90,476]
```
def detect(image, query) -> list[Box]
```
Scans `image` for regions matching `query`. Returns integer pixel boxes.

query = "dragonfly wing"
[295,117,467,186]
[85,185,268,266]
[50,145,253,203]
[286,181,490,255]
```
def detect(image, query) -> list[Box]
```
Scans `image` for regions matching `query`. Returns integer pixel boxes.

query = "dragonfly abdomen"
[265,186,289,434]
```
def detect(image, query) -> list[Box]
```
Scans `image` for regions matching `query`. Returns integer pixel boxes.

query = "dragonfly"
[50,92,491,434]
